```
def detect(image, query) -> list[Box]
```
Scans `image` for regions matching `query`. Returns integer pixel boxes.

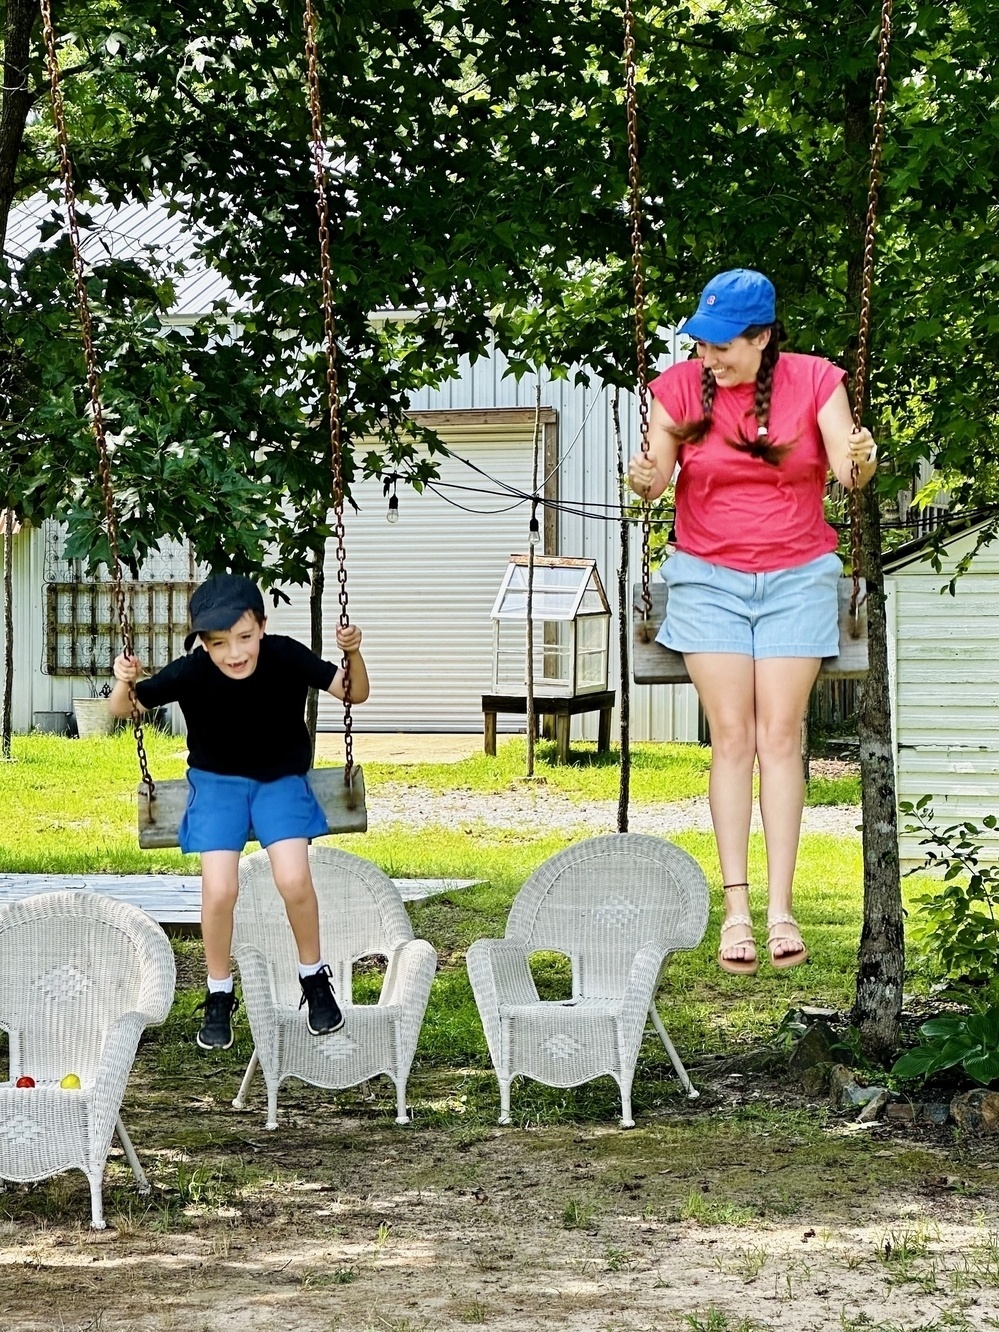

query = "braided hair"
[671,321,792,466]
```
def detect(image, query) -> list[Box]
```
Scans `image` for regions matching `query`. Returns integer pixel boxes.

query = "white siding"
[888,527,999,868]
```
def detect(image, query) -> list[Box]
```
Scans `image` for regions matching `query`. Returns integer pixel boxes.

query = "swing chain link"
[624,0,653,639]
[39,0,154,800]
[849,0,893,628]
[303,0,354,780]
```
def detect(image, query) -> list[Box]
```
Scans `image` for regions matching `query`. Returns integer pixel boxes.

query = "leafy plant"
[892,1008,999,1086]
[899,799,999,985]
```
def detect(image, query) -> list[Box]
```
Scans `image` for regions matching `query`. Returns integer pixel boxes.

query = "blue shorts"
[657,550,842,659]
[178,769,329,854]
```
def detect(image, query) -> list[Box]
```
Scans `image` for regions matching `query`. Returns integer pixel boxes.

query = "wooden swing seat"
[632,578,868,684]
[137,766,367,849]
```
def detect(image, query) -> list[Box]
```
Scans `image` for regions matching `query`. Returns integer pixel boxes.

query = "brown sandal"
[767,913,809,970]
[718,883,758,976]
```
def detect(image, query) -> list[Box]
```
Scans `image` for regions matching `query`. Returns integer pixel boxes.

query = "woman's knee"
[707,715,756,764]
[755,715,805,763]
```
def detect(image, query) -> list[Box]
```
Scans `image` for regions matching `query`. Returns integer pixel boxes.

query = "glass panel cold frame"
[574,615,609,692]
[493,622,572,694]
[495,563,586,620]
[579,583,608,615]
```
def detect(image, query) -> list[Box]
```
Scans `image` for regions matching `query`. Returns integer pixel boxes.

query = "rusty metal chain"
[848,0,893,631]
[303,0,354,779]
[623,0,653,641]
[39,0,154,799]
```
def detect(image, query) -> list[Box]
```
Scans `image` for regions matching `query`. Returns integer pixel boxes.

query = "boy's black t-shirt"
[134,635,337,782]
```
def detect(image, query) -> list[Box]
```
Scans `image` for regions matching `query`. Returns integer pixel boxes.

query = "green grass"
[366,735,860,808]
[0,732,859,873]
[0,731,900,1108]
[364,735,714,803]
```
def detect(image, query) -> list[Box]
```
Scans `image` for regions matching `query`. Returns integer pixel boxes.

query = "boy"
[109,573,370,1051]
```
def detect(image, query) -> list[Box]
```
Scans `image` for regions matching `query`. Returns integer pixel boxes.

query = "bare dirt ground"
[3,1068,999,1332]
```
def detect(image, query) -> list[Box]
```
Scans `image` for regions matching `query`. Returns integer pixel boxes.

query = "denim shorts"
[178,769,329,853]
[657,550,843,659]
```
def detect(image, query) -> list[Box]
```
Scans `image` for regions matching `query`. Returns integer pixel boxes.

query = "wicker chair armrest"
[91,1011,148,1150]
[618,942,668,1056]
[232,945,282,1068]
[381,939,438,1068]
[380,939,438,1009]
[466,939,537,1072]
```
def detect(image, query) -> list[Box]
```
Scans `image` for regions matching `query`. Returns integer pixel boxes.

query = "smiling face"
[200,610,266,679]
[695,328,771,386]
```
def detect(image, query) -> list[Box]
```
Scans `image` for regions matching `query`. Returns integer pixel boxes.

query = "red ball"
[15,1076,34,1088]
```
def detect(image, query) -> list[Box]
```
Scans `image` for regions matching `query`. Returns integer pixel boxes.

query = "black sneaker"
[299,965,345,1035]
[196,988,238,1050]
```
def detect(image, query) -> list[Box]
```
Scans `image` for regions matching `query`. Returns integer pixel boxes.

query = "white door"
[268,425,537,731]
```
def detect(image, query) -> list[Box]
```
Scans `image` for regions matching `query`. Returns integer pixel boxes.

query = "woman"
[628,269,877,974]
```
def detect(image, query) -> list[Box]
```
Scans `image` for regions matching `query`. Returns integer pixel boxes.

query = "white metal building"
[886,520,999,869]
[5,195,700,742]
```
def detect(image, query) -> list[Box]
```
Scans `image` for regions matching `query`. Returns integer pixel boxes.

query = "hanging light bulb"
[386,493,400,524]
[528,515,540,546]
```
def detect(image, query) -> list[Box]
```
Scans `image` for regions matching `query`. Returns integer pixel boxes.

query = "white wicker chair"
[0,892,176,1229]
[231,847,438,1129]
[467,834,709,1127]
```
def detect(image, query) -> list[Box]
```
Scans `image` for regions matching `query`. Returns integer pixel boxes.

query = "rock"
[886,1102,920,1123]
[950,1090,999,1134]
[801,1063,831,1097]
[828,1064,886,1110]
[857,1088,890,1122]
[789,1024,835,1081]
[921,1102,950,1126]
[828,1063,858,1107]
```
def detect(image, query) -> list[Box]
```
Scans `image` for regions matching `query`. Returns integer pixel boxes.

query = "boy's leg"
[265,837,320,964]
[197,850,241,1051]
[266,837,344,1035]
[201,850,242,978]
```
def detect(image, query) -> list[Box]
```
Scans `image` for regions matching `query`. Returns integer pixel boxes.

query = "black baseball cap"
[184,574,266,651]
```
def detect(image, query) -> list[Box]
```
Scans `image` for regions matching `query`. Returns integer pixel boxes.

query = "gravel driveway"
[368,784,861,838]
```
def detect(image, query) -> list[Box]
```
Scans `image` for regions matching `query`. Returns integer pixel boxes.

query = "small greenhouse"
[489,555,610,698]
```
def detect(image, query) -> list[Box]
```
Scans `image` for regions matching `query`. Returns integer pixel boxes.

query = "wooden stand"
[482,692,615,765]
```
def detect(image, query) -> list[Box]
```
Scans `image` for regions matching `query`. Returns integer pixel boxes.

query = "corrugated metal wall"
[889,530,999,868]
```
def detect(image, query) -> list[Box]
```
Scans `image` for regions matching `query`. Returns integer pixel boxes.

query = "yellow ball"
[60,1073,81,1090]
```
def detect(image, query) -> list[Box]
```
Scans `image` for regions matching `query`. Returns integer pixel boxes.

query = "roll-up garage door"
[266,418,545,731]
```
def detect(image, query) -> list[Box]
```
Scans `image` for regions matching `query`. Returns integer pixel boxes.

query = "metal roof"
[5,192,236,317]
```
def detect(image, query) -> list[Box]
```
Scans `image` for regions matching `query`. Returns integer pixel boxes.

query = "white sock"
[207,975,233,994]
[298,959,326,979]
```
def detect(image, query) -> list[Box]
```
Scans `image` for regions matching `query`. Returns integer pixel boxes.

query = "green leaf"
[892,1045,947,1079]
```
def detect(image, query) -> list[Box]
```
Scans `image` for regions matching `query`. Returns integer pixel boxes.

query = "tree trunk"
[2,509,13,761]
[843,40,904,1058]
[0,0,37,249]
[306,539,325,759]
[853,484,904,1058]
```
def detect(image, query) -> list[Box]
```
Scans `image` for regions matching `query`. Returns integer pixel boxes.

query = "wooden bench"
[482,691,616,764]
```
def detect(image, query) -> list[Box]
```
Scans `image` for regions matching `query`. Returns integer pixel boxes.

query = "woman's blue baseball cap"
[680,269,777,343]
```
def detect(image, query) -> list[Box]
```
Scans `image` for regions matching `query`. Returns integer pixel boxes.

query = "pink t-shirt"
[648,352,845,573]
